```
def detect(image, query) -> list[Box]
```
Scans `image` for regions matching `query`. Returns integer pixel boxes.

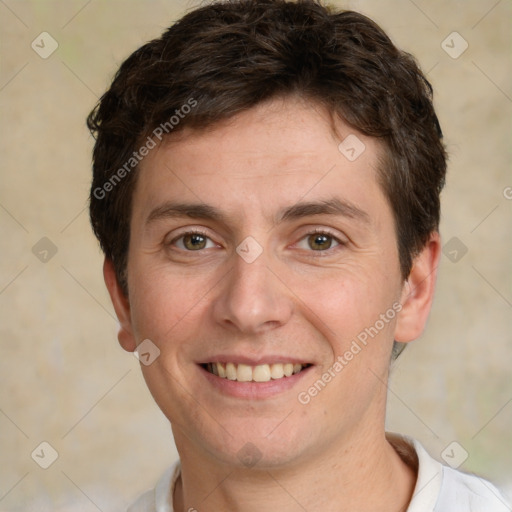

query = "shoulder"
[127,461,181,512]
[127,490,156,512]
[436,465,511,512]
[387,434,510,512]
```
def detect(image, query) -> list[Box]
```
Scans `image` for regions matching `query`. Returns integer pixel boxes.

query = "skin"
[104,96,441,511]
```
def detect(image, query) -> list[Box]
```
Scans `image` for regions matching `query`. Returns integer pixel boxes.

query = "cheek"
[127,258,209,343]
[293,263,392,335]
[301,273,398,416]
[291,265,401,388]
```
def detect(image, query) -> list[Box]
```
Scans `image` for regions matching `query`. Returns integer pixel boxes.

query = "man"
[87,0,510,510]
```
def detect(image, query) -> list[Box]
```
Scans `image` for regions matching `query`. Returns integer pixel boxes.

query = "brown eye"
[307,233,335,251]
[183,233,207,250]
[295,231,342,253]
[173,232,215,251]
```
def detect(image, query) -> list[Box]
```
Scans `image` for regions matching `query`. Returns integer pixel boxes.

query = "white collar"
[387,433,443,511]
[146,435,451,512]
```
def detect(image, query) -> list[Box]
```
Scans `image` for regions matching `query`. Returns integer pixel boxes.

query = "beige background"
[0,0,511,510]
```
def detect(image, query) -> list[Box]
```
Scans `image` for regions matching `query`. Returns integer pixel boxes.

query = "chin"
[192,414,317,470]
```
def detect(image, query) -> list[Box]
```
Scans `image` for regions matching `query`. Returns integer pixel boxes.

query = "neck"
[173,428,416,512]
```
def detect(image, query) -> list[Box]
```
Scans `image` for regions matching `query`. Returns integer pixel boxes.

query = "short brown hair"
[87,0,446,296]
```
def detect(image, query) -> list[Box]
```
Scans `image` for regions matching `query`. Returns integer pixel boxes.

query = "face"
[107,97,434,469]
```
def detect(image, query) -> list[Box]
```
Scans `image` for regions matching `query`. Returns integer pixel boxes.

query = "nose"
[212,249,293,334]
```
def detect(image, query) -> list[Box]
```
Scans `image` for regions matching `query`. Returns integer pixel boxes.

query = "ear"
[394,232,441,343]
[103,258,137,352]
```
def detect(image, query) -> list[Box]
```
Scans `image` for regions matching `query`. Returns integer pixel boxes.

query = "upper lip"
[197,355,312,366]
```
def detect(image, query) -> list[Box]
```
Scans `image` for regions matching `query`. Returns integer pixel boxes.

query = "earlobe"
[103,258,137,352]
[394,233,441,343]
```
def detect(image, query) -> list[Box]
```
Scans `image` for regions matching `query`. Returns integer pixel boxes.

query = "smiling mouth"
[202,362,311,382]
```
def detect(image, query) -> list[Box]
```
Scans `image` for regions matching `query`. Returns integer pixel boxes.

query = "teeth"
[217,363,226,378]
[270,363,284,379]
[237,364,253,382]
[206,362,307,382]
[253,364,271,382]
[226,362,237,380]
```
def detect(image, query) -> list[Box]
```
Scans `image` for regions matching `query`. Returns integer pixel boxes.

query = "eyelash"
[168,228,345,254]
[298,228,345,252]
[169,229,215,250]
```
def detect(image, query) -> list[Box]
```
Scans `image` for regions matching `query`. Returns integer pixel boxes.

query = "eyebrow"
[277,198,370,224]
[146,202,227,225]
[145,198,370,227]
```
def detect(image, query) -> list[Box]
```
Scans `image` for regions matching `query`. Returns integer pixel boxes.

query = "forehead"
[132,97,388,226]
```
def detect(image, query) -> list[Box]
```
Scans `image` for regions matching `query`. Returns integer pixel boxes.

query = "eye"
[172,232,216,251]
[296,232,341,251]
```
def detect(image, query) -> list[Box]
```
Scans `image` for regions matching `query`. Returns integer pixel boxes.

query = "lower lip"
[199,365,313,399]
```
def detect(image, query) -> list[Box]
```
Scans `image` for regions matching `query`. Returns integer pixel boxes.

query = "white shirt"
[128,436,511,512]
